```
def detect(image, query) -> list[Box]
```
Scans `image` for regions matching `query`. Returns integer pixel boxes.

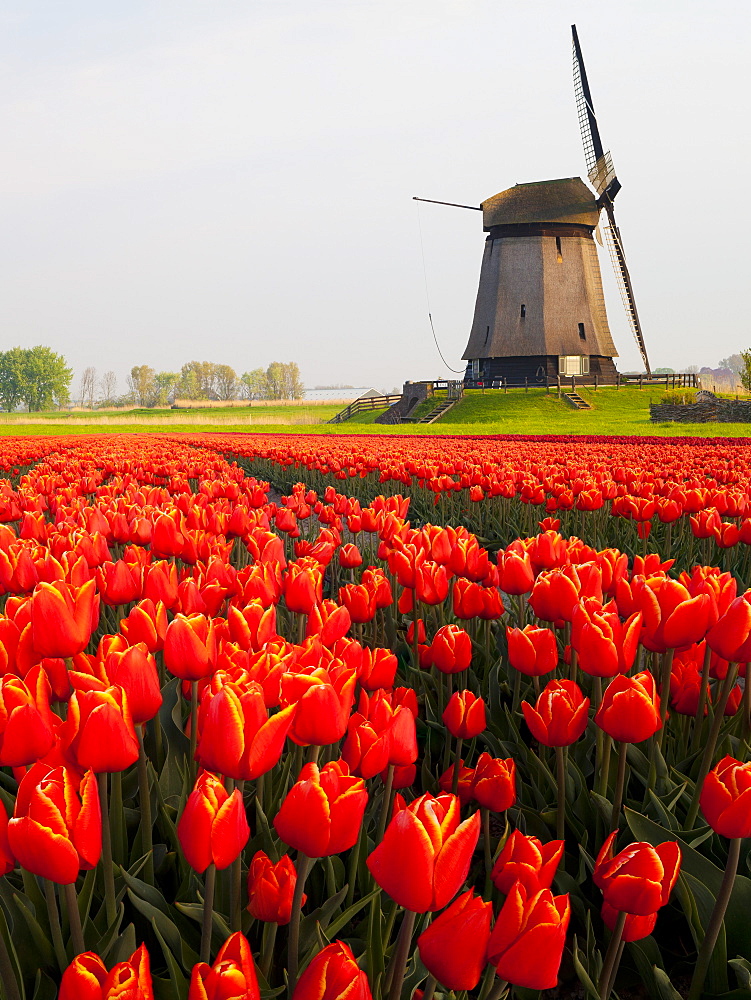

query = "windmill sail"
[571,24,651,375]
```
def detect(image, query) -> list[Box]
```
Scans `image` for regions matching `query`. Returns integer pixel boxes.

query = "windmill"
[417,25,649,386]
[572,24,651,376]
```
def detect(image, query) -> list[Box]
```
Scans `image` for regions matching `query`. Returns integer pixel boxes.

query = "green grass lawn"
[0,386,749,437]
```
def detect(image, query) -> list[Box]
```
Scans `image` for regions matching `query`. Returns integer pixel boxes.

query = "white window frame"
[558,355,589,376]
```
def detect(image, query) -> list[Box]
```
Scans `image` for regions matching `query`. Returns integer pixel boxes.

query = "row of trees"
[0,347,72,412]
[123,361,305,408]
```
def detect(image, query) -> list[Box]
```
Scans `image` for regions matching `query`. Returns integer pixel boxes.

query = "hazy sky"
[0,0,748,396]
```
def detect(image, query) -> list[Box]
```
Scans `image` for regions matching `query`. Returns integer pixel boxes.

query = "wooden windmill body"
[462,176,619,384]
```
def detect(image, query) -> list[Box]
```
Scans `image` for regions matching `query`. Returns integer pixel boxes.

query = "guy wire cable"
[415,200,465,375]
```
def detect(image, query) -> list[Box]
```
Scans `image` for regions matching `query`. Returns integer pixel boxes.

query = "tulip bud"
[700,755,751,838]
[8,763,101,884]
[442,690,487,739]
[59,944,153,1000]
[247,851,302,925]
[470,753,516,812]
[291,941,371,1000]
[486,881,570,990]
[188,931,260,1000]
[417,890,492,990]
[177,771,250,873]
[367,792,481,912]
[490,829,564,894]
[521,679,590,747]
[593,831,681,916]
[594,672,662,744]
[274,760,367,858]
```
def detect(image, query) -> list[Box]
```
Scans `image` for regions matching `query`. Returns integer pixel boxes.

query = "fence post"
[639,375,643,391]
[525,377,528,393]
[504,378,507,394]
[594,375,598,391]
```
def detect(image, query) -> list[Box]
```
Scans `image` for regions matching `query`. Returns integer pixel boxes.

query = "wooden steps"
[563,392,592,410]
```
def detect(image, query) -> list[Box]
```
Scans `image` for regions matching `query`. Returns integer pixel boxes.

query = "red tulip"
[594,672,662,744]
[8,763,101,883]
[0,668,56,766]
[700,755,751,838]
[274,760,367,857]
[521,680,590,747]
[119,599,168,653]
[282,665,357,746]
[470,753,516,812]
[59,944,154,1000]
[30,579,99,657]
[196,677,295,781]
[571,601,641,677]
[417,889,492,990]
[247,851,302,925]
[367,792,481,912]
[439,685,485,738]
[506,625,558,677]
[593,831,681,916]
[486,881,570,990]
[601,901,657,942]
[430,625,472,674]
[291,941,371,1000]
[177,770,250,872]
[62,685,140,772]
[189,931,259,1000]
[103,643,162,725]
[491,829,564,894]
[164,614,218,681]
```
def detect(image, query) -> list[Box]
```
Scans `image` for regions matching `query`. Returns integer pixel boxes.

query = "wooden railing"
[328,394,402,424]
[463,373,700,392]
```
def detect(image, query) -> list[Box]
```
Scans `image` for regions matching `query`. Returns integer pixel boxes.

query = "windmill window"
[578,323,586,341]
[556,237,563,262]
[484,325,490,344]
[520,304,526,319]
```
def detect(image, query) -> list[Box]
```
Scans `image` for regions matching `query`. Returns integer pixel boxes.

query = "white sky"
[0,0,748,395]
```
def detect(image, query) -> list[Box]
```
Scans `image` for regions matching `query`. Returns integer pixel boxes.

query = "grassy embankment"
[1,387,750,437]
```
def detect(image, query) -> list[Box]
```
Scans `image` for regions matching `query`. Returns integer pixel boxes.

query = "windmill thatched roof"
[481,177,598,230]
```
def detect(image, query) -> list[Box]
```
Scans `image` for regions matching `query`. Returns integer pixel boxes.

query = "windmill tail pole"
[413,197,482,211]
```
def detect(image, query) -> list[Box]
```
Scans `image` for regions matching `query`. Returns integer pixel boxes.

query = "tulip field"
[3,432,751,999]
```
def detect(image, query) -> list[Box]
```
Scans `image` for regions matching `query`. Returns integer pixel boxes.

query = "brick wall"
[650,401,751,423]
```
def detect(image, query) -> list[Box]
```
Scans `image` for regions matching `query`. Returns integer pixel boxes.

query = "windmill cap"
[481,177,599,230]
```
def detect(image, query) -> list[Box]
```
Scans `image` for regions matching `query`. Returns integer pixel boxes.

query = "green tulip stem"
[43,880,68,973]
[287,851,312,995]
[482,807,493,895]
[555,745,566,842]
[451,739,465,795]
[200,863,217,965]
[610,742,628,833]
[598,909,627,999]
[686,662,739,829]
[137,726,155,885]
[377,765,396,844]
[97,772,117,927]
[228,779,245,932]
[63,881,85,955]
[0,921,21,1000]
[306,744,322,766]
[189,681,199,783]
[260,920,279,981]
[386,908,417,1000]
[485,978,510,1000]
[604,940,626,1000]
[411,603,421,672]
[477,963,497,1000]
[345,821,365,909]
[690,643,712,753]
[422,975,437,1000]
[656,648,675,752]
[688,837,741,1000]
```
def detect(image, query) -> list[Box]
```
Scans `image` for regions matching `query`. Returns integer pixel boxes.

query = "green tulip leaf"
[651,966,686,1000]
[10,893,55,971]
[30,970,56,1000]
[571,933,600,999]
[729,957,751,991]
[152,922,189,1000]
